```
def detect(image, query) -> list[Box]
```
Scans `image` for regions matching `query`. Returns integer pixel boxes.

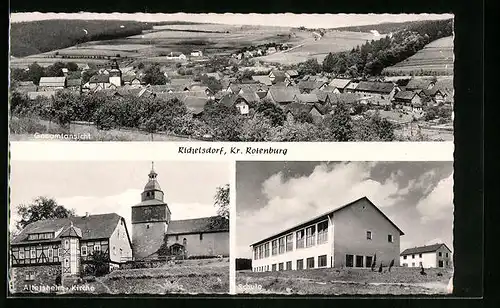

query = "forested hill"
[332,18,453,34]
[10,19,153,57]
[321,18,454,76]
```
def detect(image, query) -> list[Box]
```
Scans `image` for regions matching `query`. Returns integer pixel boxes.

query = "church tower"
[109,59,122,87]
[131,162,171,260]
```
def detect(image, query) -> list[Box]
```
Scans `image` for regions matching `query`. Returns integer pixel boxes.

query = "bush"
[82,251,110,277]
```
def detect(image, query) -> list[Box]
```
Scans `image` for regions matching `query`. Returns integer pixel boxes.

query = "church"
[131,163,229,260]
[9,164,229,292]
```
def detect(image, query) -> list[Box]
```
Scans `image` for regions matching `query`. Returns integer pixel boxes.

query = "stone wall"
[10,265,61,294]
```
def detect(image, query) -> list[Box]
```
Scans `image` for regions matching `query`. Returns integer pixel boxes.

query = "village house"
[294,93,319,105]
[268,70,288,84]
[267,47,277,54]
[66,78,82,93]
[10,212,133,291]
[220,93,251,115]
[284,102,325,124]
[405,78,436,91]
[38,77,66,91]
[264,86,301,105]
[86,75,114,91]
[393,90,424,112]
[285,70,299,79]
[166,52,187,61]
[188,85,215,97]
[132,164,229,260]
[250,197,403,272]
[310,89,332,105]
[354,81,399,101]
[400,243,452,269]
[420,88,446,104]
[297,80,328,93]
[122,75,142,86]
[190,50,203,57]
[344,82,359,93]
[328,78,352,93]
[252,75,273,86]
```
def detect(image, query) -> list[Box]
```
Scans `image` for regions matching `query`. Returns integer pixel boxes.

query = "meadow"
[383,36,454,75]
[236,267,453,295]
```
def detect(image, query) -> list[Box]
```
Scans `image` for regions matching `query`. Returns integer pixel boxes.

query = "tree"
[322,53,337,73]
[214,184,229,219]
[143,64,167,85]
[66,62,79,71]
[82,251,110,277]
[254,100,286,126]
[294,111,314,124]
[51,90,81,127]
[371,254,377,271]
[326,103,354,141]
[200,75,223,92]
[81,69,98,84]
[45,62,66,77]
[15,196,75,231]
[389,259,395,272]
[27,62,44,85]
[299,58,321,75]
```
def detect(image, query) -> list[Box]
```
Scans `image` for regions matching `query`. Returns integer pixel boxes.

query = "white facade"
[400,245,452,268]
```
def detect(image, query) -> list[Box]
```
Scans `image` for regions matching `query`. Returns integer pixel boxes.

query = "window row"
[253,220,328,260]
[345,254,376,268]
[253,255,328,272]
[17,248,61,260]
[402,252,449,260]
[27,232,55,241]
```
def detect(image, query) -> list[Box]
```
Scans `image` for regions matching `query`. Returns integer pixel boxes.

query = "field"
[10,23,376,68]
[236,267,453,295]
[255,31,376,65]
[383,36,454,76]
[81,258,229,294]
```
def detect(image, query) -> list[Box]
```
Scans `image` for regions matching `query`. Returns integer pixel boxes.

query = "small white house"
[190,50,203,57]
[166,52,187,60]
[400,243,452,268]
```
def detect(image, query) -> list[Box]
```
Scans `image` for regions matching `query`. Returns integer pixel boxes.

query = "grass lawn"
[236,267,453,295]
[75,258,229,295]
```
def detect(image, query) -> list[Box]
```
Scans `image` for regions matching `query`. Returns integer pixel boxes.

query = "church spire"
[149,161,157,180]
[142,161,164,202]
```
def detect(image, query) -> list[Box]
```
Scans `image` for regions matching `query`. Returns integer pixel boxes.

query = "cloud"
[236,162,412,257]
[10,189,217,233]
[416,173,453,222]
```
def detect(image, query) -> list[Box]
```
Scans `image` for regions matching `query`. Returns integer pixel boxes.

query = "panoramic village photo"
[235,161,454,295]
[9,13,454,141]
[8,161,230,295]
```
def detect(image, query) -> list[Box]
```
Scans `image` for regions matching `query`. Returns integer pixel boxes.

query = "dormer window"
[28,232,54,241]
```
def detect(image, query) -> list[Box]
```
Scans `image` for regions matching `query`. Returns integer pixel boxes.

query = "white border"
[9,141,454,161]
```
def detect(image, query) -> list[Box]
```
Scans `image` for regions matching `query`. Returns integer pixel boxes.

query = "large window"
[264,243,270,258]
[346,254,354,267]
[317,221,328,244]
[48,248,53,259]
[365,256,373,268]
[81,246,88,256]
[272,264,277,271]
[297,259,304,270]
[388,234,393,243]
[355,255,364,267]
[286,234,293,252]
[258,245,263,259]
[278,263,284,271]
[19,250,25,260]
[278,237,285,254]
[366,231,372,240]
[306,226,316,247]
[403,255,407,259]
[318,255,327,267]
[286,261,292,270]
[254,247,258,260]
[272,240,278,255]
[296,230,305,249]
[30,248,36,259]
[306,257,315,269]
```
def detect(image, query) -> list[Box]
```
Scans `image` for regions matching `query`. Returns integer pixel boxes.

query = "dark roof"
[219,93,239,107]
[60,224,83,238]
[250,196,404,247]
[285,102,314,117]
[297,80,326,92]
[183,96,208,114]
[122,75,140,82]
[267,86,301,103]
[66,78,82,87]
[252,75,273,86]
[39,77,66,87]
[286,70,299,77]
[421,88,443,97]
[330,93,363,105]
[405,78,435,90]
[295,93,319,104]
[433,78,454,92]
[400,243,452,256]
[89,74,110,83]
[12,213,124,244]
[166,216,229,235]
[310,89,331,103]
[355,81,395,94]
[394,90,418,101]
[270,70,286,78]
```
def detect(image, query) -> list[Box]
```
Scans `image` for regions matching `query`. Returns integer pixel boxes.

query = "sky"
[9,161,229,232]
[10,13,453,28]
[235,161,453,258]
